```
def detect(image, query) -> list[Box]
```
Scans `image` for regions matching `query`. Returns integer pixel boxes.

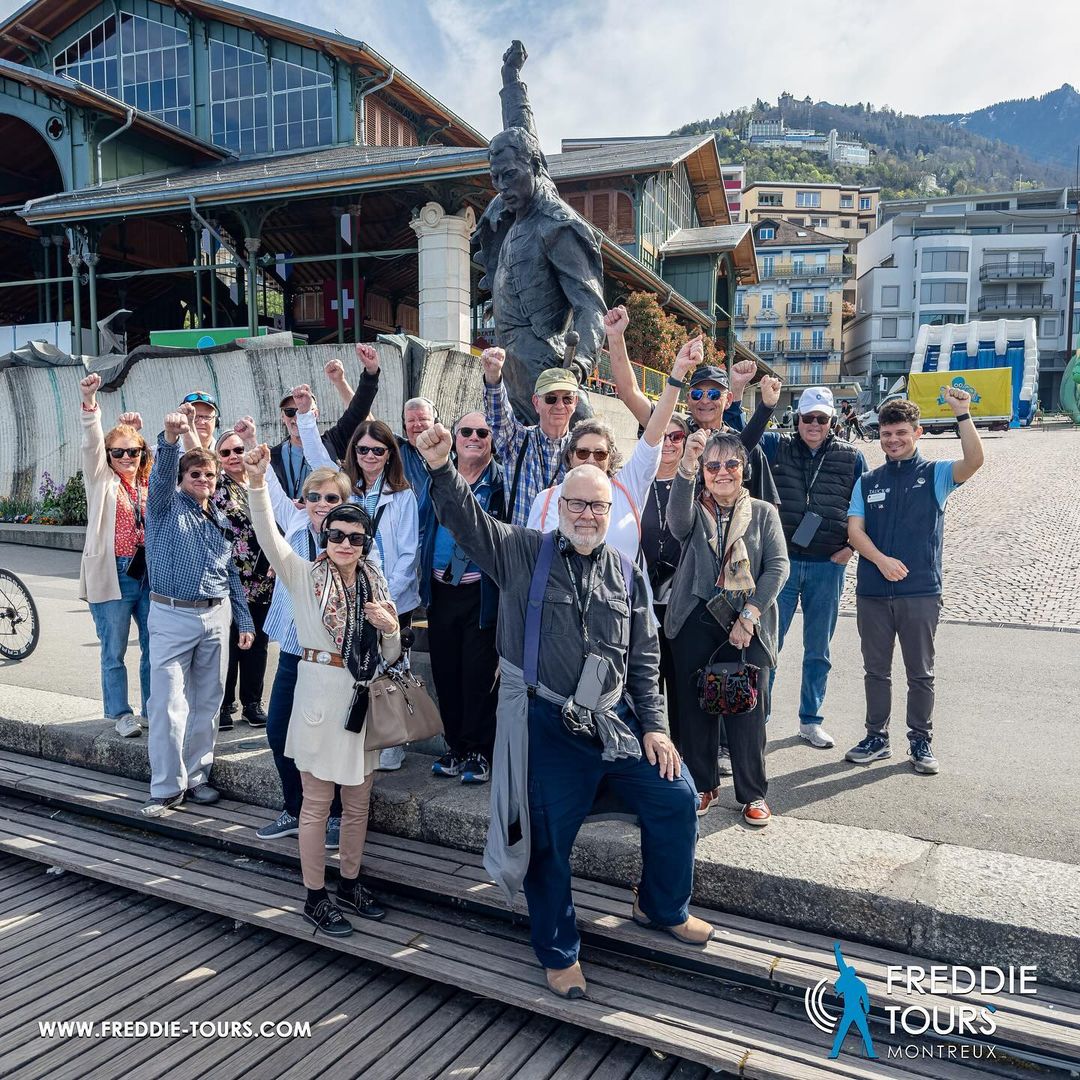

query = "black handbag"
[694,647,760,717]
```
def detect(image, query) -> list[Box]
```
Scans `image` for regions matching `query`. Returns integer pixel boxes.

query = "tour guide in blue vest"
[845,390,983,774]
[414,421,712,1002]
[759,384,868,749]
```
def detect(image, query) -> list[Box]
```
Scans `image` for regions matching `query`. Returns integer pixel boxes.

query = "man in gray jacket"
[416,423,712,1001]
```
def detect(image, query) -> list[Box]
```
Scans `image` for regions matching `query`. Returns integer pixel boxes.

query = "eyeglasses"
[800,413,831,425]
[662,431,687,444]
[703,459,743,474]
[217,446,244,457]
[108,447,143,460]
[355,445,388,458]
[573,447,610,464]
[325,528,367,547]
[560,497,612,516]
[304,492,342,504]
[457,427,490,439]
[542,393,576,406]
[689,388,725,402]
[281,407,299,418]
[185,469,217,481]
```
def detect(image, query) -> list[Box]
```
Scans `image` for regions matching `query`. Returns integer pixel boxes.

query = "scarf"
[704,488,756,623]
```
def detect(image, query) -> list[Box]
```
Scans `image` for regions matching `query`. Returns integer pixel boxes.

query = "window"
[840,218,853,228]
[757,331,774,352]
[760,291,774,310]
[810,216,829,228]
[812,292,828,313]
[923,249,969,273]
[757,192,783,207]
[975,201,1010,211]
[859,196,872,211]
[795,191,821,208]
[970,227,1002,234]
[209,40,269,154]
[761,255,775,276]
[271,57,334,151]
[920,281,967,304]
[810,361,824,383]
[758,226,775,240]
[787,362,801,383]
[860,222,869,232]
[881,317,898,339]
[840,194,854,209]
[734,293,745,316]
[881,285,900,307]
[789,290,804,313]
[1040,316,1057,336]
[811,329,825,349]
[789,330,802,350]
[918,312,966,326]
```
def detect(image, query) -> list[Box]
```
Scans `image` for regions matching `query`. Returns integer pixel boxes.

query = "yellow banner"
[908,367,1013,419]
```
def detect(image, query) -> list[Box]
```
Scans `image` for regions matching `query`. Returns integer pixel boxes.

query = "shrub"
[59,471,88,526]
[621,291,722,373]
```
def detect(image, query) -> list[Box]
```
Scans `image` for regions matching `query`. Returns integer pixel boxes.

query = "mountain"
[927,84,1080,170]
[674,95,1074,200]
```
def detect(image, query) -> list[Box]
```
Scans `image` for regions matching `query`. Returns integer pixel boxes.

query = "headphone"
[318,503,374,556]
[401,398,439,426]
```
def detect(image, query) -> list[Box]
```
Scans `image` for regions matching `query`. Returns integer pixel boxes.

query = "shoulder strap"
[507,431,531,521]
[618,551,634,602]
[611,477,642,541]
[523,531,556,690]
[540,484,557,524]
[307,529,317,561]
[371,503,387,535]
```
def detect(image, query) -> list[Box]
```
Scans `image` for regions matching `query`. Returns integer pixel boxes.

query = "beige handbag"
[364,667,443,751]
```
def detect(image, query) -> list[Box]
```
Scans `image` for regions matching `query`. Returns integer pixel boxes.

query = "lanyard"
[536,429,558,491]
[651,478,673,559]
[120,479,144,532]
[562,548,600,657]
[803,446,830,509]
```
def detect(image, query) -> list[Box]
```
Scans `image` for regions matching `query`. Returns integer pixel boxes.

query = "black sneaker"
[139,792,185,818]
[218,708,235,732]
[909,738,939,775]
[243,703,268,728]
[303,897,353,937]
[431,752,462,778]
[337,882,386,921]
[460,753,490,784]
[845,734,892,764]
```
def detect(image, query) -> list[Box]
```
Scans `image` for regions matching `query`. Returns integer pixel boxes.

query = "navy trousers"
[522,696,699,970]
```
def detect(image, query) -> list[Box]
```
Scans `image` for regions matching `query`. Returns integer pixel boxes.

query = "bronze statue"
[473,41,606,423]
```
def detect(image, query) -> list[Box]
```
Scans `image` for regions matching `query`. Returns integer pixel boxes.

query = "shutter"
[566,193,586,216]
[614,192,634,243]
[590,193,612,235]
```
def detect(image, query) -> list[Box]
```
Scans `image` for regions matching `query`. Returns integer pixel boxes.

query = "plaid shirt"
[146,438,254,634]
[484,380,570,527]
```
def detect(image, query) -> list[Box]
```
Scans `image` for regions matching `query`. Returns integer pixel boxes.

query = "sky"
[4,0,1080,152]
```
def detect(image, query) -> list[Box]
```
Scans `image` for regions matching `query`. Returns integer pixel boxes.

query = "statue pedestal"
[410,202,475,350]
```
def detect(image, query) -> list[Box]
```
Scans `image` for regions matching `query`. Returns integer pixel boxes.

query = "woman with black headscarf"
[245,443,401,937]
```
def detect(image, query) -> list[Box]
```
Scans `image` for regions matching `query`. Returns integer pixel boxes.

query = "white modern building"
[744,119,870,166]
[845,187,1080,407]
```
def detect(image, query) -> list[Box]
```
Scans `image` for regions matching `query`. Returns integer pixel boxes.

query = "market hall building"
[0,0,757,359]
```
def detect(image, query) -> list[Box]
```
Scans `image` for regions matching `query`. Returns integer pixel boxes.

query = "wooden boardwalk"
[0,750,1077,1079]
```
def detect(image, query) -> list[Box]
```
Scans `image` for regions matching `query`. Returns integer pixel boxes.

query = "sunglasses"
[325,528,367,547]
[703,459,743,474]
[185,469,217,481]
[457,427,491,439]
[355,445,388,457]
[182,392,217,409]
[573,447,610,464]
[689,388,725,402]
[281,407,299,418]
[304,492,342,504]
[217,446,244,457]
[560,497,612,516]
[800,413,832,425]
[542,393,576,406]
[662,431,687,444]
[108,447,143,460]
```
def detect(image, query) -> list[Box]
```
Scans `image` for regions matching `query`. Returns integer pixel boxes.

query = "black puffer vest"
[772,434,860,558]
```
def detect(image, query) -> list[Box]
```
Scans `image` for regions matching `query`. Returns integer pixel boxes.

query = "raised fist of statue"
[502,40,527,74]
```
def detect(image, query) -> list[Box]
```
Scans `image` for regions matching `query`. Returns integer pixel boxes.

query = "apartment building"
[734,219,849,407]
[742,182,880,241]
[845,187,1080,407]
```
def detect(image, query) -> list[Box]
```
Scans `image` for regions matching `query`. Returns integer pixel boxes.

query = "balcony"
[978,261,1054,281]
[733,310,749,324]
[751,339,835,357]
[758,259,846,281]
[782,362,843,387]
[786,302,833,321]
[977,294,1054,313]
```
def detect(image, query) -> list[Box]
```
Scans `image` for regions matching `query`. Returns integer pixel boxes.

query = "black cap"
[687,365,730,389]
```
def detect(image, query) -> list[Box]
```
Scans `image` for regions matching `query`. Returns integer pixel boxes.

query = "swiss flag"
[322,280,364,327]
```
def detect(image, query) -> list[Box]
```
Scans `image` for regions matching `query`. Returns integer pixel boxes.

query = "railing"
[753,339,835,357]
[978,261,1054,281]
[786,302,833,320]
[758,260,846,281]
[977,294,1054,312]
[733,310,749,324]
[782,364,843,387]
[587,353,669,401]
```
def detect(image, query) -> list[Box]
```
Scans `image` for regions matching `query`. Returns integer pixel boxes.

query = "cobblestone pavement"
[840,426,1080,628]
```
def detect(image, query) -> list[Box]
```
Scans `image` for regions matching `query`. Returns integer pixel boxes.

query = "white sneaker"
[799,723,835,749]
[717,748,734,777]
[114,714,143,738]
[378,745,406,771]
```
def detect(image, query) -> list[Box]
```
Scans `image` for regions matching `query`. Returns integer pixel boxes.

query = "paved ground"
[1,426,1078,863]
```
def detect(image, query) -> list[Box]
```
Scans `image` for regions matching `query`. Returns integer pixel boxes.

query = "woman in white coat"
[246,442,401,937]
[77,373,152,738]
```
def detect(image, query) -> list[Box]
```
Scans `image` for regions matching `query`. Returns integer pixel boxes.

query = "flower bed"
[0,471,87,527]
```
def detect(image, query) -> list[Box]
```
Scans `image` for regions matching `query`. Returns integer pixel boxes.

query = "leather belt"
[301,648,346,668]
[151,593,224,609]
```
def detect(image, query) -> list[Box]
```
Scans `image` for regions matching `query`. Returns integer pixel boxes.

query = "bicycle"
[0,568,40,660]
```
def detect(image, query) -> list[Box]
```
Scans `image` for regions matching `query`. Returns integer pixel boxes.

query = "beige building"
[742,181,880,241]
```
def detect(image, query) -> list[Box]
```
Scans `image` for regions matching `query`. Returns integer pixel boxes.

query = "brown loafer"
[631,899,715,945]
[545,961,587,999]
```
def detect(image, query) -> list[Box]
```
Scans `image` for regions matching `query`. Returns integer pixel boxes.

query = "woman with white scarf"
[244,443,401,937]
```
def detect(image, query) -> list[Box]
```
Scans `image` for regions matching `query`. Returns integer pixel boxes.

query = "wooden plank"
[547,1030,622,1079]
[575,1037,648,1080]
[507,1024,588,1080]
[447,1007,544,1080]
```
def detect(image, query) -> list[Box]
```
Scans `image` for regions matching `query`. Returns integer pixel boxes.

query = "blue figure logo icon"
[803,943,877,1059]
[937,376,981,406]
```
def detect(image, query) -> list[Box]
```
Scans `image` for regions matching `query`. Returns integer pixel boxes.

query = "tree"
[622,291,719,373]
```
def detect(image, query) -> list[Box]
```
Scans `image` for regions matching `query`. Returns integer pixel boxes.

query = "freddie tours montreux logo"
[803,943,1038,1061]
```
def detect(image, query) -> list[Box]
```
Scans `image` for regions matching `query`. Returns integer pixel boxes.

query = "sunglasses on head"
[325,527,366,547]
[182,392,217,409]
[703,458,742,474]
[185,469,216,481]
[457,427,490,439]
[108,447,143,460]
[217,446,244,457]
[662,430,687,444]
[543,393,575,406]
[800,413,831,425]
[689,388,725,402]
[281,407,299,418]
[356,445,388,457]
[573,447,609,464]
[560,497,612,516]
[304,491,342,504]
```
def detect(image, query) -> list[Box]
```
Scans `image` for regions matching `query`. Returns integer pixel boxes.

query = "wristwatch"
[954,412,972,423]
[739,606,760,625]
[667,374,687,390]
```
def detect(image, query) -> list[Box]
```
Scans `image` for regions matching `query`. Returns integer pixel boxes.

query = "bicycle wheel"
[0,569,40,660]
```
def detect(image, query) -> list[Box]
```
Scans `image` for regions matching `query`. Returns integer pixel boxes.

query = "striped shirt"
[262,522,318,657]
[484,379,570,528]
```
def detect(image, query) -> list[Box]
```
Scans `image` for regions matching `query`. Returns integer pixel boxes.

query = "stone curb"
[1,692,1078,991]
[0,524,87,551]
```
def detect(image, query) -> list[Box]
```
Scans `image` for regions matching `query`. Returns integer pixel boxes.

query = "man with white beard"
[417,424,711,1003]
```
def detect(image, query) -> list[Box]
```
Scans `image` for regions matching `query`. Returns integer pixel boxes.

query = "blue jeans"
[88,557,150,720]
[523,696,698,970]
[773,557,846,726]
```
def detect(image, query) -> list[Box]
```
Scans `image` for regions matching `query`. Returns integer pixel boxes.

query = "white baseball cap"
[798,386,835,416]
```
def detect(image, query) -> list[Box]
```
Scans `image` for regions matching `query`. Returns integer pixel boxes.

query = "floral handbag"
[694,647,760,717]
